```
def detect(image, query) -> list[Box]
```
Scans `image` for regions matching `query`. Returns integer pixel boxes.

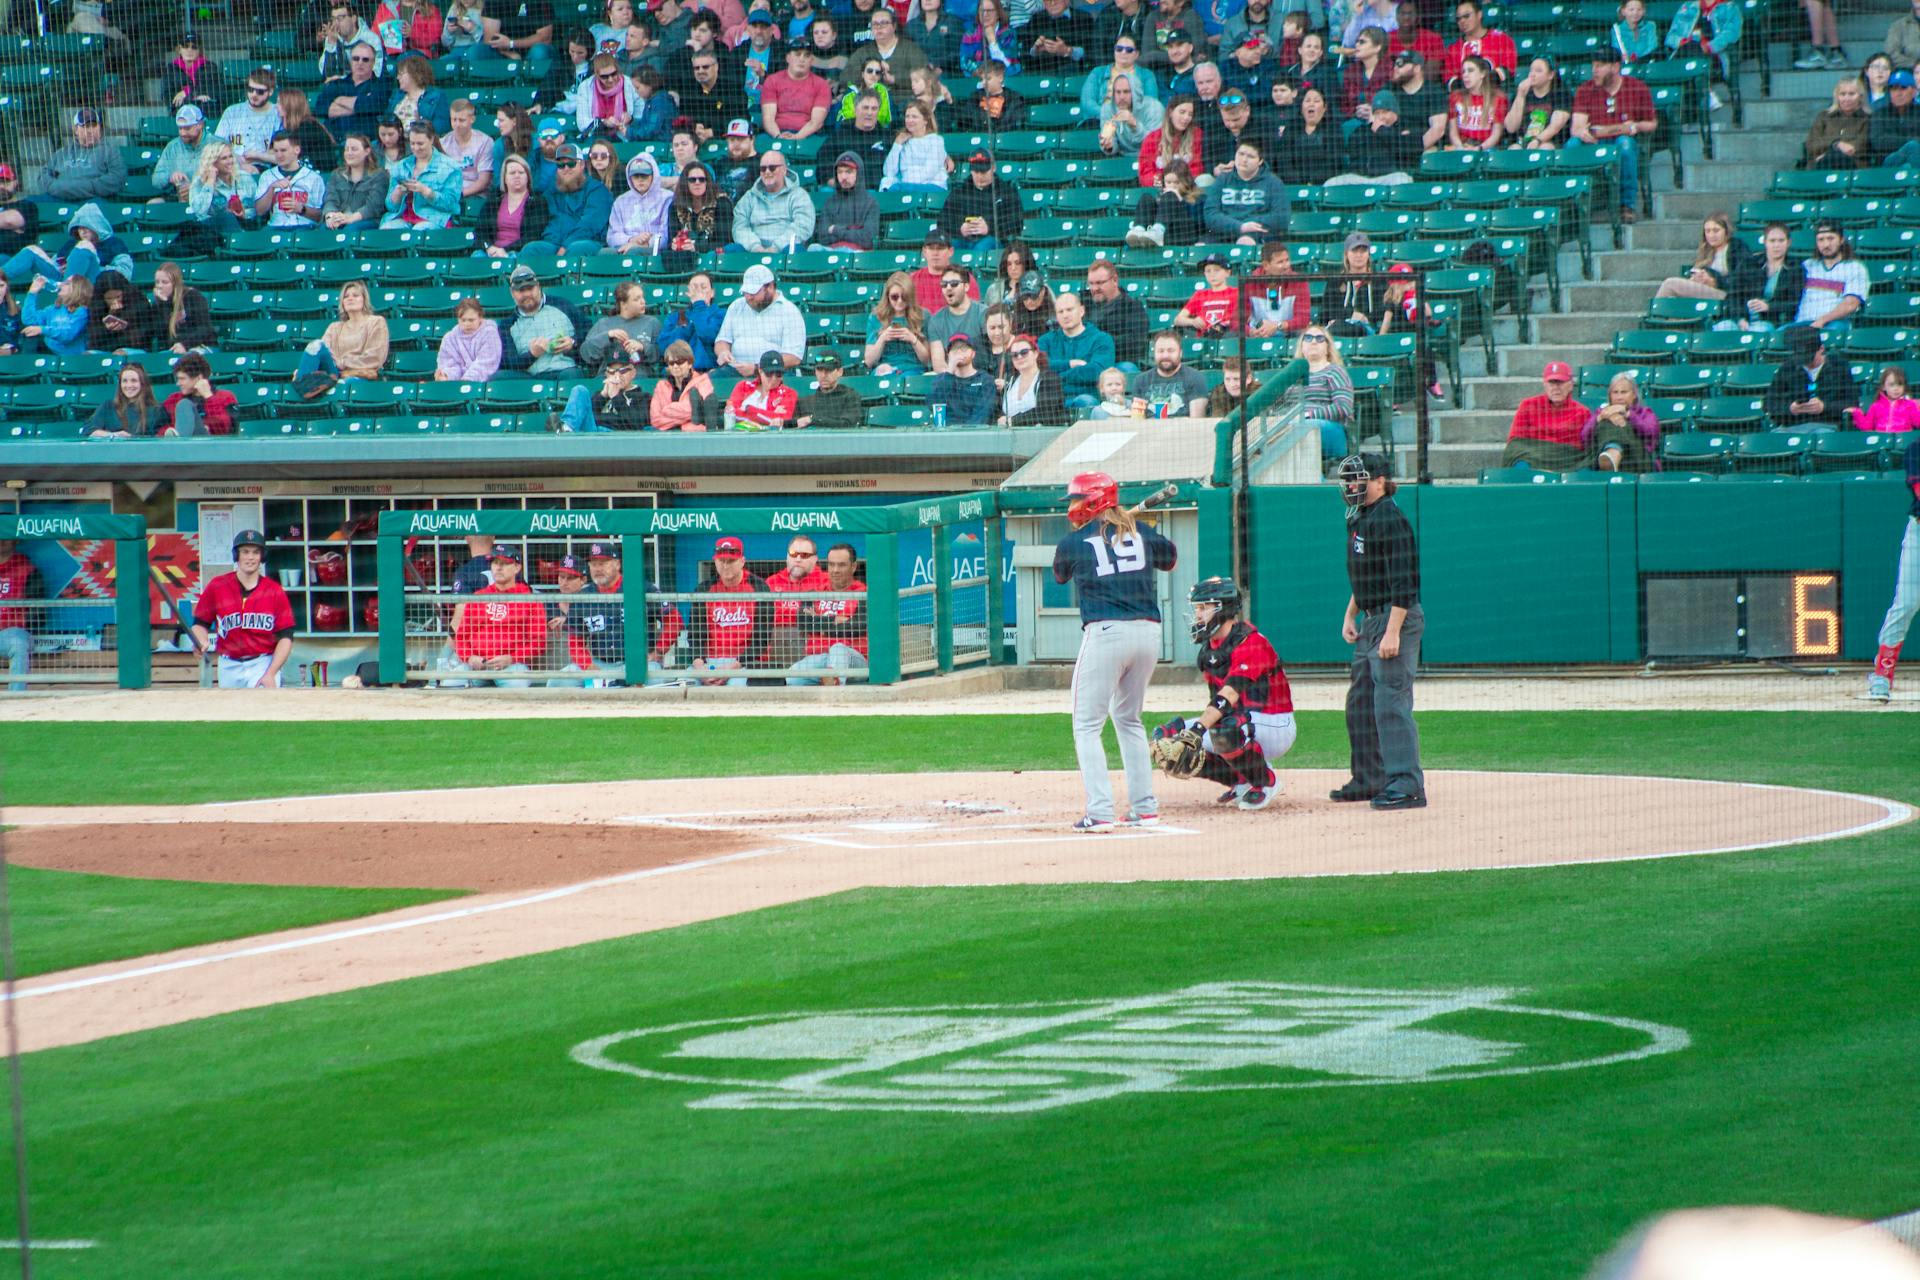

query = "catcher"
[1152,576,1297,811]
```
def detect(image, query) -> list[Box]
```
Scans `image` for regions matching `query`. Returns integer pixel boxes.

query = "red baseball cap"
[1541,360,1574,382]
[714,536,744,559]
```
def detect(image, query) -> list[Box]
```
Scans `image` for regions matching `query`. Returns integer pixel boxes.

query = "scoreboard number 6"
[1792,573,1840,658]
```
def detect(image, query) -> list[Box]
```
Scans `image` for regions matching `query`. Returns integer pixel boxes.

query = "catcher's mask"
[1338,453,1385,523]
[1066,471,1119,529]
[1188,575,1243,643]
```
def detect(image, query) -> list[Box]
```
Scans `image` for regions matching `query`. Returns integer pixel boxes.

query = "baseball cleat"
[1866,675,1891,703]
[1121,811,1160,827]
[1236,787,1273,811]
[1216,785,1249,805]
[1370,790,1427,811]
[1073,816,1117,834]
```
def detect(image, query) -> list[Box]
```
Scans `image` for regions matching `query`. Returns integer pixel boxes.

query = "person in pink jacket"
[1849,366,1920,433]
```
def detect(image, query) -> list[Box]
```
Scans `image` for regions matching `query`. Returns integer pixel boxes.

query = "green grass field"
[0,713,1915,1277]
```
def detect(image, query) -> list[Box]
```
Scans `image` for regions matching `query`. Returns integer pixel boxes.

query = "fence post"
[933,523,954,675]
[113,536,150,690]
[866,531,901,684]
[622,534,642,688]
[984,514,1005,666]
[377,534,406,686]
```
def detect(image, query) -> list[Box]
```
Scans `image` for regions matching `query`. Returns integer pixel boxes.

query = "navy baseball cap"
[555,554,588,576]
[490,544,523,563]
[586,541,620,559]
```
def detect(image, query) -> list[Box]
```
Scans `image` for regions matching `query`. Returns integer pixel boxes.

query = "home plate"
[942,801,1016,815]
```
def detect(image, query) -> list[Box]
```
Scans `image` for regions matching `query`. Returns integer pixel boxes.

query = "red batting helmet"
[1066,472,1119,528]
[308,549,348,586]
[362,597,379,630]
[312,602,350,631]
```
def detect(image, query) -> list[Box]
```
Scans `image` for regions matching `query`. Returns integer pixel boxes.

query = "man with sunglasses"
[318,41,394,138]
[215,67,285,168]
[928,265,986,372]
[911,229,978,312]
[731,150,816,252]
[679,43,746,141]
[525,142,613,255]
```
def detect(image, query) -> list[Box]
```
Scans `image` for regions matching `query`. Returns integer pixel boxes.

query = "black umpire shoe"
[1369,790,1427,811]
[1329,780,1377,802]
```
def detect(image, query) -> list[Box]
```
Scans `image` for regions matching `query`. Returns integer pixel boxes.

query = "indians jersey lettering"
[193,573,296,660]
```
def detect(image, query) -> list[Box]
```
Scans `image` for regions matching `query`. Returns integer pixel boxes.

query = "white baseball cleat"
[1215,784,1249,806]
[1866,675,1892,703]
[1073,816,1117,834]
[1236,787,1274,811]
[1121,811,1160,827]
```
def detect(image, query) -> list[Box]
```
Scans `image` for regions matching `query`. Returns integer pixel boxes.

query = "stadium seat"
[1479,467,1558,484]
[1563,469,1637,484]
[1693,395,1768,433]
[1734,431,1817,474]
[1662,432,1737,471]
[1811,431,1894,471]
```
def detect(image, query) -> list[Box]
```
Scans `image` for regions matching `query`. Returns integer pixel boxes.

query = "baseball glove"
[1151,728,1207,780]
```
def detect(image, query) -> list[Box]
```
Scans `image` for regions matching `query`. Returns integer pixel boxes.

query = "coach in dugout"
[692,535,771,687]
[552,541,684,686]
[787,541,868,686]
[191,529,295,689]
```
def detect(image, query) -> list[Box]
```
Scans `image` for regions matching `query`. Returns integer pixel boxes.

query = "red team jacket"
[1200,621,1294,715]
[699,574,772,661]
[726,381,799,428]
[0,552,46,632]
[1183,287,1242,334]
[800,579,868,656]
[454,581,546,664]
[193,572,296,659]
[766,566,831,629]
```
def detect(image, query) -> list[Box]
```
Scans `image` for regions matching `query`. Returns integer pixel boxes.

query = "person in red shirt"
[1443,0,1517,83]
[0,537,47,692]
[1153,575,1296,811]
[727,350,800,428]
[1446,55,1509,149]
[451,543,546,686]
[190,529,296,688]
[784,540,869,685]
[162,354,239,436]
[1568,47,1655,223]
[693,535,771,685]
[912,231,981,313]
[1502,360,1595,472]
[760,43,833,141]
[1174,255,1242,336]
[765,533,831,671]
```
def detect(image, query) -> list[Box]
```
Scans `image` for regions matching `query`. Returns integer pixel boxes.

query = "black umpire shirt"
[1346,495,1419,614]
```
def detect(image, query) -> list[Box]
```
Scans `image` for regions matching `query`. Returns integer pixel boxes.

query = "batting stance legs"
[1072,619,1161,824]
[1346,605,1425,799]
[1869,517,1919,701]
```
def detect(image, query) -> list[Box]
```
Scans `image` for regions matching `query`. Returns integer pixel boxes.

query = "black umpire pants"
[1346,605,1425,797]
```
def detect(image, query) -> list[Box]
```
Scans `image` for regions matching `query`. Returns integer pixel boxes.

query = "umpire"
[1332,454,1426,810]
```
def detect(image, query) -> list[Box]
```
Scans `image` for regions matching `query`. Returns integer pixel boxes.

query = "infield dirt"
[4,768,1904,1054]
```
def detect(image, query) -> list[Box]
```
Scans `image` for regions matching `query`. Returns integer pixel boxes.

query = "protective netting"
[0,532,132,687]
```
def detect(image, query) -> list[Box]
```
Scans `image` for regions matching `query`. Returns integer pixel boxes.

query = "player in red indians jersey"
[1158,576,1297,810]
[0,538,48,692]
[693,535,772,686]
[191,529,295,688]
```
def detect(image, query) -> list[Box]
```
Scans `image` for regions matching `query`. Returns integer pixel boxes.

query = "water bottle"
[932,403,947,430]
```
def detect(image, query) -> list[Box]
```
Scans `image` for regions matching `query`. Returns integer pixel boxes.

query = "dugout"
[999,420,1234,665]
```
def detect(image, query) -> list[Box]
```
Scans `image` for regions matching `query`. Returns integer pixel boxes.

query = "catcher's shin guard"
[1233,742,1276,790]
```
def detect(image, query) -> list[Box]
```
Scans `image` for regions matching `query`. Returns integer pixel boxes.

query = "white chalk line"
[0,1240,97,1250]
[5,844,789,1002]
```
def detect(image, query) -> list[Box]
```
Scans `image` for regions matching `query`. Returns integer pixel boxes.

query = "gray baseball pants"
[1072,619,1161,823]
[1346,605,1425,798]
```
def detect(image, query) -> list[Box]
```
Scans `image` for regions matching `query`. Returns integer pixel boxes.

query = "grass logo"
[571,982,1688,1114]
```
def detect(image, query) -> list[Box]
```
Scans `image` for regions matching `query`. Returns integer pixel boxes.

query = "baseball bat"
[1127,483,1179,515]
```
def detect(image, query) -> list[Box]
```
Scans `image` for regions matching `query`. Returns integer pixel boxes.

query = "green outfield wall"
[1247,478,1914,665]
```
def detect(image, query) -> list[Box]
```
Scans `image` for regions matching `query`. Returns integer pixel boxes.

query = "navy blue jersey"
[1053,523,1178,625]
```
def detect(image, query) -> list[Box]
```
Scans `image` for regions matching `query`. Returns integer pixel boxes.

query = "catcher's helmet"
[231,528,267,556]
[1188,575,1243,643]
[1066,471,1119,528]
[1337,453,1387,522]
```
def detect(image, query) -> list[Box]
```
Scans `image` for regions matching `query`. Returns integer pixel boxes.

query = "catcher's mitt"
[1151,728,1207,779]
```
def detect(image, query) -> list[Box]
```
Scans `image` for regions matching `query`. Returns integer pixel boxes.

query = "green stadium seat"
[1642,297,1721,330]
[1484,148,1557,178]
[1054,187,1128,216]
[1319,184,1388,212]
[1859,294,1920,327]
[1562,468,1638,484]
[1648,363,1725,398]
[237,419,301,438]
[1609,329,1688,365]
[1737,198,1816,231]
[1479,467,1559,484]
[1418,150,1483,180]
[1686,328,1766,364]
[1811,431,1895,470]
[1,423,48,440]
[442,413,520,433]
[481,381,563,411]
[1641,469,1718,483]
[1733,431,1816,473]
[865,405,933,428]
[1851,227,1920,261]
[1661,431,1736,471]
[5,385,80,418]
[1693,395,1768,432]
[1452,179,1526,209]
[1849,168,1917,199]
[1719,363,1777,395]
[1383,183,1452,211]
[1771,169,1849,199]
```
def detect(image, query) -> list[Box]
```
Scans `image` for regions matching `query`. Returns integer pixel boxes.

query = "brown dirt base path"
[3,770,1907,1054]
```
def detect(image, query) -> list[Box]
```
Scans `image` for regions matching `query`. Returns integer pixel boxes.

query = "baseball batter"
[1867,435,1920,702]
[190,529,295,688]
[1152,577,1296,810]
[1053,471,1178,833]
